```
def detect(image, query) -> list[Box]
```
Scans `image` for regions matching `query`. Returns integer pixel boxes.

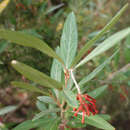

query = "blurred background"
[0,0,130,129]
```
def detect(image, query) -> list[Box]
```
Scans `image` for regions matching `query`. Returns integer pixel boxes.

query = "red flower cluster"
[73,94,98,124]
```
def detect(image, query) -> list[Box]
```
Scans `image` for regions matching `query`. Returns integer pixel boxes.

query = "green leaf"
[0,41,8,53]
[99,114,111,121]
[79,50,118,86]
[51,46,62,82]
[36,101,47,111]
[13,117,56,130]
[75,28,130,68]
[124,35,130,63]
[32,108,60,121]
[74,114,115,130]
[0,106,17,116]
[71,3,128,67]
[60,12,78,68]
[46,3,64,14]
[43,117,60,130]
[11,60,63,90]
[0,30,64,65]
[11,81,47,95]
[37,96,56,105]
[63,88,78,108]
[88,85,108,99]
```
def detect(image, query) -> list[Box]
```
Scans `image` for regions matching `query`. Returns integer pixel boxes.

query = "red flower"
[73,94,98,124]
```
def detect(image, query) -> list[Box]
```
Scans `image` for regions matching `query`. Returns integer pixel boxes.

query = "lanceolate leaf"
[0,30,64,65]
[37,96,56,105]
[0,106,17,116]
[71,3,128,67]
[63,88,78,108]
[88,85,108,99]
[60,12,78,68]
[32,108,60,121]
[51,46,62,82]
[13,117,58,130]
[79,50,119,86]
[11,60,63,90]
[75,27,130,68]
[73,114,114,130]
[11,81,48,95]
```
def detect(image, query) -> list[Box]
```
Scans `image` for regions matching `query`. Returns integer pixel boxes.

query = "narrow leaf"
[11,81,48,95]
[88,85,108,99]
[99,114,111,121]
[32,108,60,121]
[0,106,17,116]
[63,88,78,108]
[79,50,119,86]
[51,46,62,82]
[46,3,64,14]
[71,3,128,67]
[37,96,56,105]
[73,113,114,130]
[0,30,64,65]
[60,12,78,68]
[13,117,56,130]
[11,60,63,90]
[75,28,130,68]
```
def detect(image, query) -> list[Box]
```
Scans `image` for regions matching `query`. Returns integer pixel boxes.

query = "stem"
[70,69,81,94]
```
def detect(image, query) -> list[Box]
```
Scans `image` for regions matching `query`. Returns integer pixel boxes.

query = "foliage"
[0,3,130,129]
[0,1,130,130]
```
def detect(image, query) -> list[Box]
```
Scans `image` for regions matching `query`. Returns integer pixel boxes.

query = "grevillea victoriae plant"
[0,3,130,130]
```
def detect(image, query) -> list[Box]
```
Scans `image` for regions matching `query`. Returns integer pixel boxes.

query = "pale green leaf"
[79,50,118,86]
[11,60,63,90]
[0,106,17,116]
[0,30,64,65]
[75,28,130,68]
[63,88,78,108]
[51,46,62,82]
[74,114,115,130]
[37,96,56,105]
[71,3,128,67]
[32,109,60,121]
[12,117,56,130]
[60,12,78,68]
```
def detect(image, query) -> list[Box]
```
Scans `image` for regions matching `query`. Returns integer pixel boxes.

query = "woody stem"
[70,69,81,94]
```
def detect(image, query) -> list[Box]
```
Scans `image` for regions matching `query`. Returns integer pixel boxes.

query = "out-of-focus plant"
[0,3,130,130]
